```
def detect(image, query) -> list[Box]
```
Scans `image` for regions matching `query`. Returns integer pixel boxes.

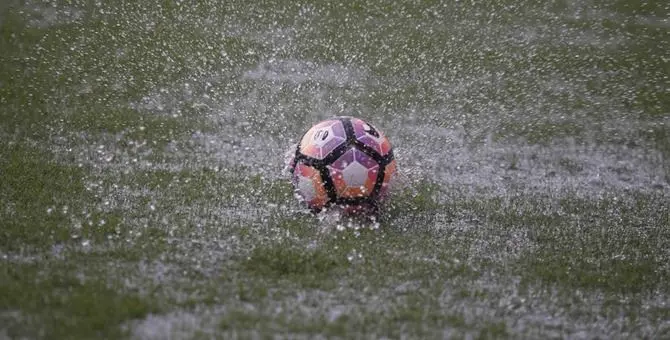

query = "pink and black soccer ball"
[289,116,396,213]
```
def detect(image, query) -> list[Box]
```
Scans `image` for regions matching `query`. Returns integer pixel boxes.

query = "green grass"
[496,121,585,144]
[242,244,348,290]
[0,143,171,256]
[1,144,93,250]
[519,194,669,293]
[1,0,669,338]
[0,261,159,339]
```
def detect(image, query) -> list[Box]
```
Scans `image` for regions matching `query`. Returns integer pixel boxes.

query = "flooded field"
[1,0,669,338]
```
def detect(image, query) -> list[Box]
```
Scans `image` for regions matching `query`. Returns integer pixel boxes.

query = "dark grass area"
[0,261,159,339]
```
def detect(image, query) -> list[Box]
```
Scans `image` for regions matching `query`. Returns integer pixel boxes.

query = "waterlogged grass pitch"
[1,0,669,339]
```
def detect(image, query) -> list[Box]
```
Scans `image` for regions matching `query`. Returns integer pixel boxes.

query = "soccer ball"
[289,116,396,213]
